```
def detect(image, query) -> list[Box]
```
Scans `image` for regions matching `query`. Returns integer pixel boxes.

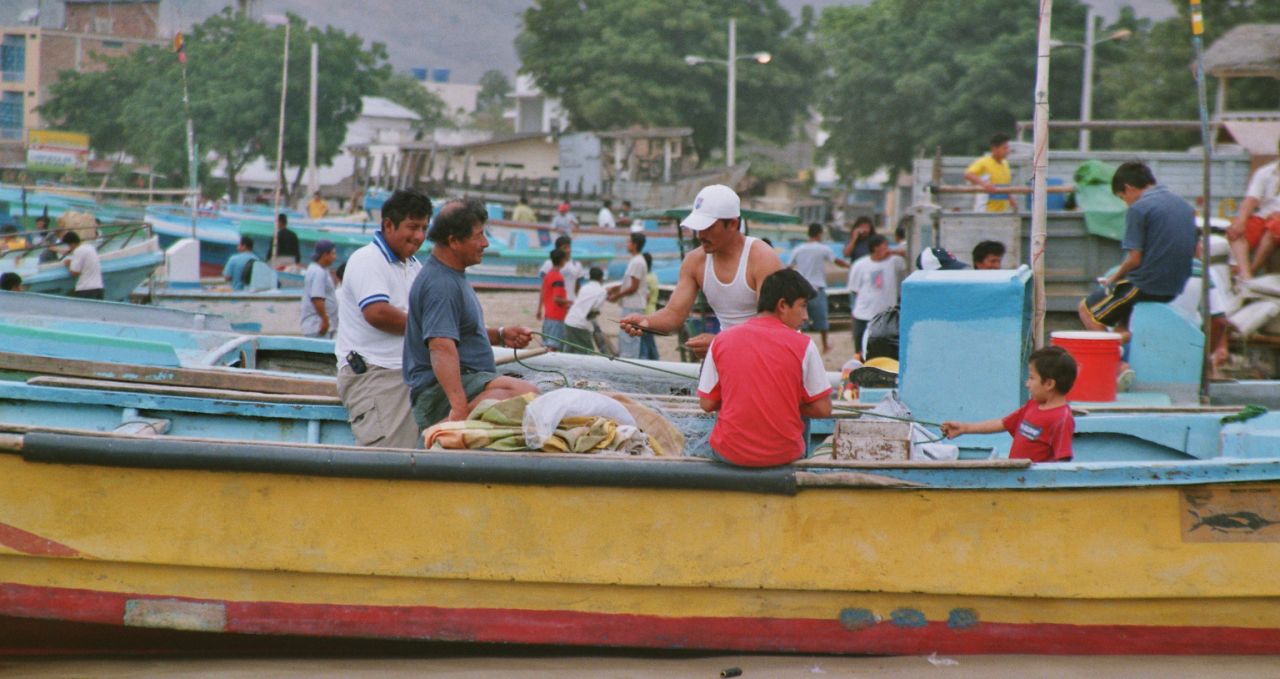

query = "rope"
[510,348,569,388]
[528,330,701,382]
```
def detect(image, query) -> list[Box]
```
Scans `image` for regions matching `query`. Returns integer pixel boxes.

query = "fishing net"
[495,360,716,458]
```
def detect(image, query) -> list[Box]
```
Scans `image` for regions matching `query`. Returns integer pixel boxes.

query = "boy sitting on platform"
[941,346,1077,462]
[697,269,833,467]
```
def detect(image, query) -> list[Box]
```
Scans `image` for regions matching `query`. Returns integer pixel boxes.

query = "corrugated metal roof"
[359,96,420,121]
[1204,24,1280,78]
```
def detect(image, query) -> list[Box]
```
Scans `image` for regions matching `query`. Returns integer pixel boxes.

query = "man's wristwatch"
[497,326,507,347]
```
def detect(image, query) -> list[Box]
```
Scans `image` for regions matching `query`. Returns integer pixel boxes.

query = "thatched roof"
[1204,24,1280,78]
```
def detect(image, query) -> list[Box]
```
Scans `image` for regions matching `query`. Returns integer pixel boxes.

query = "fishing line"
[528,330,701,381]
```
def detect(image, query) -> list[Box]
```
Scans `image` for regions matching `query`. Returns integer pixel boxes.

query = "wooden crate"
[832,419,912,461]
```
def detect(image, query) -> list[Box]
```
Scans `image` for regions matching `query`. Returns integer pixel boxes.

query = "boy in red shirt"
[941,346,1077,462]
[697,269,833,467]
[539,248,571,350]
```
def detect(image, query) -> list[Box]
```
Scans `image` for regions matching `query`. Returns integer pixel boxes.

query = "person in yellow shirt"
[307,192,329,219]
[511,194,537,223]
[964,133,1014,213]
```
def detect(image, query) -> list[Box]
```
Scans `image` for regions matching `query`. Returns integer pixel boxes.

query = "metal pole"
[307,40,318,196]
[1030,0,1053,348]
[1079,7,1095,152]
[726,18,736,168]
[271,21,290,261]
[179,46,198,238]
[1190,0,1213,403]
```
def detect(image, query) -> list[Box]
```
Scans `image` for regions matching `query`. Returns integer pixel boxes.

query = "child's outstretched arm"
[940,418,1004,439]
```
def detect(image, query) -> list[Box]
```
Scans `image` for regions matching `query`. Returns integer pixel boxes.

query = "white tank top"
[702,236,758,330]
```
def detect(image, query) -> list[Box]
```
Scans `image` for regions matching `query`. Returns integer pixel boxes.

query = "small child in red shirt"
[538,248,571,350]
[941,346,1077,462]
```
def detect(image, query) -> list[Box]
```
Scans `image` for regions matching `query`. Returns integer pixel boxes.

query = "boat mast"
[174,31,198,240]
[1030,0,1053,347]
[1189,0,1212,403]
[271,20,291,261]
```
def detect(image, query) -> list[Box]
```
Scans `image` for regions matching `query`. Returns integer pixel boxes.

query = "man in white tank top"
[619,184,783,357]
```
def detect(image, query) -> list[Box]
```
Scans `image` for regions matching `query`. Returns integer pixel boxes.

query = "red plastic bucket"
[1050,331,1123,402]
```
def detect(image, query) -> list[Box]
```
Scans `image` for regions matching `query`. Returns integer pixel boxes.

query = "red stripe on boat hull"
[0,523,82,558]
[3,582,1279,655]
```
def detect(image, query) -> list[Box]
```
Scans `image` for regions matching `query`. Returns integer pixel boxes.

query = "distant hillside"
[0,0,1179,84]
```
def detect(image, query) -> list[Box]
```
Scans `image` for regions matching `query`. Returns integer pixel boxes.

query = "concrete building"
[509,74,568,135]
[0,0,163,164]
[228,96,420,203]
[424,81,480,120]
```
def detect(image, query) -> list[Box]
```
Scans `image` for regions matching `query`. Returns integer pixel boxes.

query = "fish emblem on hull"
[1188,509,1280,534]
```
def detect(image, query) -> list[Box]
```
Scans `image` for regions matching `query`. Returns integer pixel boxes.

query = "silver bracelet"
[497,326,506,347]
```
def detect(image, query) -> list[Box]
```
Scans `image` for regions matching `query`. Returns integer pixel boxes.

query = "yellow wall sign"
[27,130,90,172]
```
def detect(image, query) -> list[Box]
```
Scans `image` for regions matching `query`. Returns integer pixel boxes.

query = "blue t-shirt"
[222,251,258,291]
[1121,184,1196,297]
[403,253,496,402]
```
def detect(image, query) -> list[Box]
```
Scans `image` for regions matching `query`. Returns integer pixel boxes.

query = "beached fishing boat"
[5,265,1280,655]
[0,223,164,301]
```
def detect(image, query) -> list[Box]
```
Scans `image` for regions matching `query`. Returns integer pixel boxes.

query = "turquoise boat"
[0,223,163,301]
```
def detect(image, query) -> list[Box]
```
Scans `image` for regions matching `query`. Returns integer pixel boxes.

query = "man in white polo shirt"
[335,189,432,448]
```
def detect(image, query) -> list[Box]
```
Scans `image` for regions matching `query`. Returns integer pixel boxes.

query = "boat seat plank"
[0,350,336,397]
[27,376,342,406]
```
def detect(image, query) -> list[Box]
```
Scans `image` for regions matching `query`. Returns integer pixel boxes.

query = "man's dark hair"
[240,235,254,250]
[867,234,888,251]
[0,224,16,235]
[549,248,567,266]
[588,266,604,281]
[335,259,347,282]
[761,237,773,247]
[603,199,612,209]
[429,198,487,245]
[60,231,81,246]
[554,235,572,250]
[757,268,816,313]
[972,240,1005,263]
[382,188,433,230]
[519,194,529,204]
[35,216,49,229]
[276,213,288,227]
[990,132,1011,148]
[642,252,653,269]
[1029,346,1077,395]
[0,272,21,291]
[622,200,632,209]
[808,222,824,238]
[853,216,874,229]
[1111,161,1156,195]
[630,232,646,252]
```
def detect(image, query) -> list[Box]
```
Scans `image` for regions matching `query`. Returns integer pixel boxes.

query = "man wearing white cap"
[619,184,783,357]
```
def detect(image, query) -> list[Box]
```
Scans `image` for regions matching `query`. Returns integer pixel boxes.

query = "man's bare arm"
[427,337,469,422]
[361,301,407,335]
[1105,249,1143,286]
[621,252,702,335]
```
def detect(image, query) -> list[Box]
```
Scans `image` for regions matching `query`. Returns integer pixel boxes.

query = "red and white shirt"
[697,315,832,467]
[1002,400,1074,462]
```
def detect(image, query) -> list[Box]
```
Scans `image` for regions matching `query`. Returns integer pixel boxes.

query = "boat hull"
[4,439,1280,655]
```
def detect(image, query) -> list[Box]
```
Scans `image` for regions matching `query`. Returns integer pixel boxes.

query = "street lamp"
[684,18,772,167]
[1049,7,1131,151]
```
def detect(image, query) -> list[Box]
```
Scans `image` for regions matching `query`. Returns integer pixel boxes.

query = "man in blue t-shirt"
[222,235,259,291]
[1080,161,1197,342]
[404,198,539,431]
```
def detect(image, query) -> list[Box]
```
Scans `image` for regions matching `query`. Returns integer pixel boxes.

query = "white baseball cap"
[680,184,740,232]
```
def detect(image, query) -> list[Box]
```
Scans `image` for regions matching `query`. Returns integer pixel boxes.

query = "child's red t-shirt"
[541,268,568,321]
[1001,400,1074,462]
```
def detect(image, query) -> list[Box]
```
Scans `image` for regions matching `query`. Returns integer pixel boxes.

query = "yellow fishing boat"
[5,428,1280,655]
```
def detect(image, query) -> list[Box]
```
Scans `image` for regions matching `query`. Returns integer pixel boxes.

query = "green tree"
[517,0,821,159]
[817,0,1089,178]
[477,69,512,113]
[377,71,451,139]
[1093,1,1280,151]
[41,9,387,199]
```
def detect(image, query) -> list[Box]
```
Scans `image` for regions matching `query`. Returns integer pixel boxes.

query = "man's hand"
[618,313,648,337]
[318,319,330,336]
[446,404,470,422]
[940,422,965,439]
[685,332,714,358]
[504,326,534,349]
[1227,216,1247,240]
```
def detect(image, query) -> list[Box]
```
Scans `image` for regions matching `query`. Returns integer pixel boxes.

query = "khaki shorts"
[411,370,498,431]
[337,364,420,449]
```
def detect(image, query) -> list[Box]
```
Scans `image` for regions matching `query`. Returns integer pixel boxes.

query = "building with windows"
[0,0,164,165]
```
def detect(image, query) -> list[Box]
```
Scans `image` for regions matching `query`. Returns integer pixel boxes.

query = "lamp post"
[684,18,771,167]
[1049,7,1131,151]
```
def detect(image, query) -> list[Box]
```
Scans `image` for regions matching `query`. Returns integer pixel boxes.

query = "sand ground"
[5,654,1279,677]
[480,290,858,373]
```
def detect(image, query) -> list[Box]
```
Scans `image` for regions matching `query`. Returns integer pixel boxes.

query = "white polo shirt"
[335,232,421,370]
